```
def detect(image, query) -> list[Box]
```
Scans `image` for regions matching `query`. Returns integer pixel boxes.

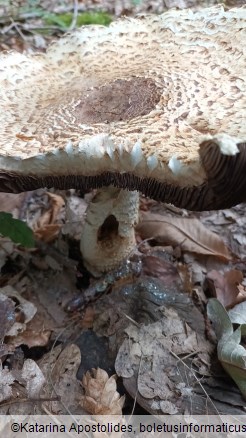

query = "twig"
[1,21,17,34]
[0,397,60,408]
[1,21,66,35]
[69,0,79,31]
[9,18,27,40]
[127,352,143,423]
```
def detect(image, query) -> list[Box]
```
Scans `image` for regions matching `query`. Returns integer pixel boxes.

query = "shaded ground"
[0,0,246,420]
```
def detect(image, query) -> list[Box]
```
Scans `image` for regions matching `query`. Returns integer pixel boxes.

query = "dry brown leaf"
[41,344,82,414]
[137,212,231,261]
[32,192,64,242]
[0,365,15,403]
[21,359,45,398]
[38,344,63,378]
[34,224,61,243]
[80,368,125,415]
[1,287,49,350]
[236,284,246,304]
[0,358,45,408]
[1,286,37,336]
[46,193,65,223]
[35,192,64,229]
[205,269,243,308]
[7,329,51,349]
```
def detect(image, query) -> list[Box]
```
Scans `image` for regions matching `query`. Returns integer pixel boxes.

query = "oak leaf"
[137,212,231,260]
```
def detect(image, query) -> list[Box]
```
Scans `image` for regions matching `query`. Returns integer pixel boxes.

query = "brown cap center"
[74,77,161,124]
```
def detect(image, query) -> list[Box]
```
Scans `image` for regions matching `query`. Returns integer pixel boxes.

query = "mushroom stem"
[80,186,139,277]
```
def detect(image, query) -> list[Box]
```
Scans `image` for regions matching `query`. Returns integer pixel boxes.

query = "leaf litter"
[115,306,213,414]
[1,186,246,416]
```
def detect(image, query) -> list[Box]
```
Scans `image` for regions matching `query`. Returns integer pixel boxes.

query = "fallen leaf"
[207,298,246,400]
[38,344,63,378]
[0,358,45,409]
[137,212,231,261]
[41,344,82,414]
[21,359,45,398]
[205,269,243,308]
[80,368,125,415]
[34,224,61,243]
[0,365,15,403]
[237,284,246,300]
[1,286,37,337]
[7,329,51,349]
[35,192,64,228]
[31,192,64,243]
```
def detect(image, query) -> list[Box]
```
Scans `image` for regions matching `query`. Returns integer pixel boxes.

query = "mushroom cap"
[0,6,245,210]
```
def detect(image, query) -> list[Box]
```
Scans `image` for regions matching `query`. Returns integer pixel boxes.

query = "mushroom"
[0,6,245,276]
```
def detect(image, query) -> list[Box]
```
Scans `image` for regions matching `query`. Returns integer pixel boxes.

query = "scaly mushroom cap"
[0,6,245,210]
